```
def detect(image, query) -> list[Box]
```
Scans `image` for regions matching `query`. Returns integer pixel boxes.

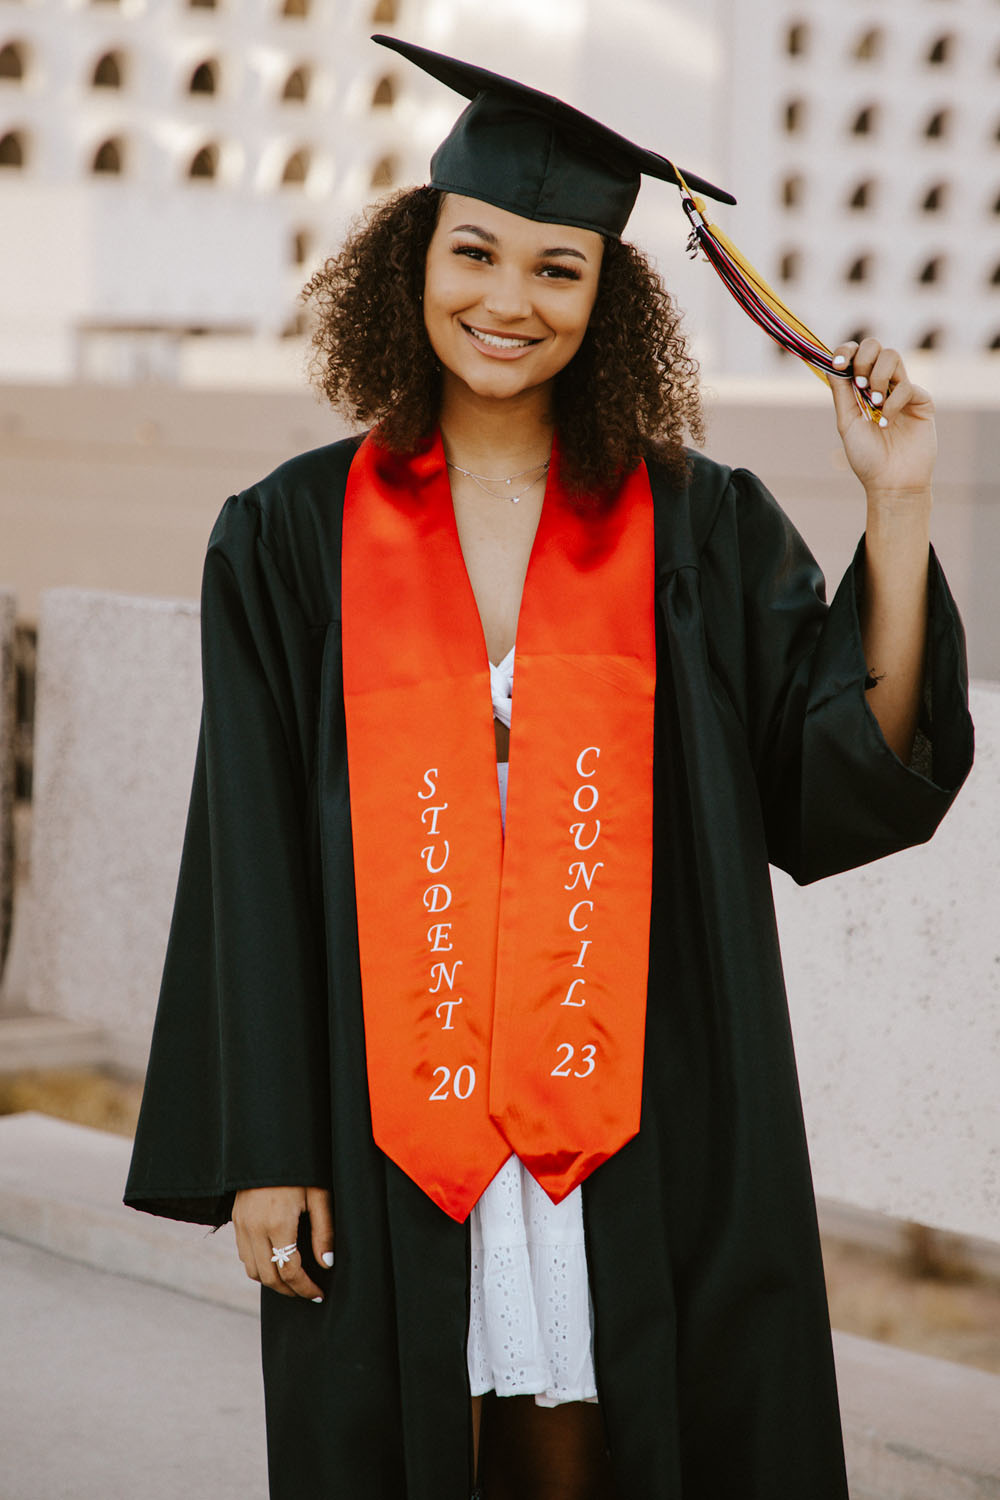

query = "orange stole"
[341,432,655,1222]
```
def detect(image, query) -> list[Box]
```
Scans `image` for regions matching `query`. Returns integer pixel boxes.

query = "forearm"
[860,489,932,763]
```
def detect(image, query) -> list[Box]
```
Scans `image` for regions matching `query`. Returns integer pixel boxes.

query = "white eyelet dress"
[465,646,599,1409]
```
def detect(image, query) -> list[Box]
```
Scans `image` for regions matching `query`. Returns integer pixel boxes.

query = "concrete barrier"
[1,589,200,1070]
[2,586,998,1246]
[0,588,16,978]
[777,682,999,1248]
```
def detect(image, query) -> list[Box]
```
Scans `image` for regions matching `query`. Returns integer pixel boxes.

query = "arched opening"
[927,36,953,66]
[924,109,950,140]
[282,0,309,15]
[291,228,312,265]
[781,174,804,209]
[92,137,123,174]
[0,41,25,80]
[852,29,883,63]
[188,143,219,179]
[851,105,878,137]
[921,182,947,213]
[189,60,219,96]
[371,0,399,21]
[848,179,875,210]
[281,147,311,185]
[785,22,808,58]
[0,129,25,167]
[783,98,806,134]
[282,65,310,102]
[846,255,873,284]
[779,250,802,283]
[370,153,397,189]
[91,51,124,89]
[372,74,396,108]
[916,328,944,351]
[918,257,944,285]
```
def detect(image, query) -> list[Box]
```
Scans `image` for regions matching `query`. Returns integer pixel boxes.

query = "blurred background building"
[2,0,997,386]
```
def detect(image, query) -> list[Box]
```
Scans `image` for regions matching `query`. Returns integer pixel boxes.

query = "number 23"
[550,1042,596,1078]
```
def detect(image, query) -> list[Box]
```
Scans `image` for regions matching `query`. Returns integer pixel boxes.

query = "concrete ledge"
[0,1111,255,1312]
[0,1111,997,1497]
[836,1331,1000,1500]
[0,1012,113,1073]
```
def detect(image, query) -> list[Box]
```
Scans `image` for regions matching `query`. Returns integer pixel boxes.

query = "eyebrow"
[450,223,589,261]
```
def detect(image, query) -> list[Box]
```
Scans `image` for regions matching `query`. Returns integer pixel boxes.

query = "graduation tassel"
[678,179,887,427]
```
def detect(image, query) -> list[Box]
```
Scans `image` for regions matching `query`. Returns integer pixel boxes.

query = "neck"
[438,374,554,470]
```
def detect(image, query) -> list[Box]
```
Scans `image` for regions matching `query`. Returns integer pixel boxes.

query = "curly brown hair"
[303,185,704,495]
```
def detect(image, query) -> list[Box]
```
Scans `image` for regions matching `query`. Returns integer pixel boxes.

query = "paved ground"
[0,1235,267,1500]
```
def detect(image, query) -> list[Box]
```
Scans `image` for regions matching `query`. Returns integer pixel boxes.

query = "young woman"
[126,38,973,1500]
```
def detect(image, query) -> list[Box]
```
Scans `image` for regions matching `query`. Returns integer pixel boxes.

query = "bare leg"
[478,1393,618,1500]
[471,1394,484,1481]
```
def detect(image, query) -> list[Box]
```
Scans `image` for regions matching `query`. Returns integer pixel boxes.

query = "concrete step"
[0,1011,114,1072]
[0,1111,997,1499]
[0,1110,254,1311]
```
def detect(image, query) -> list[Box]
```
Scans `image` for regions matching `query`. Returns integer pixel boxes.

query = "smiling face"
[422,194,604,409]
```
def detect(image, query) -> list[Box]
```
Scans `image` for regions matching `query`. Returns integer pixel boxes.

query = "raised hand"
[828,338,937,503]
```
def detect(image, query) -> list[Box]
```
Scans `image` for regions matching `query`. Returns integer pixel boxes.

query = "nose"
[482,268,533,323]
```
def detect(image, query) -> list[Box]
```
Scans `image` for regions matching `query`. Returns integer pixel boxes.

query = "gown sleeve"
[124,492,331,1225]
[699,466,974,885]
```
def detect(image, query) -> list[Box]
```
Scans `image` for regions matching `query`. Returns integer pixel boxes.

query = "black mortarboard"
[372,33,735,239]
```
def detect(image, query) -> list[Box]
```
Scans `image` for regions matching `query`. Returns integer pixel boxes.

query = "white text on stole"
[551,745,603,1080]
[418,768,476,1103]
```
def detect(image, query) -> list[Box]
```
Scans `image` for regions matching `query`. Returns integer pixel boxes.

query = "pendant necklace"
[446,456,550,505]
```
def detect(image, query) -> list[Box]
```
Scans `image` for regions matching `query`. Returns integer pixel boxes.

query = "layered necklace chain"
[446,455,550,505]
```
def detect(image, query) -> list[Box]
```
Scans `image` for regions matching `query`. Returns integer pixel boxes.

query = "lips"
[461,322,543,356]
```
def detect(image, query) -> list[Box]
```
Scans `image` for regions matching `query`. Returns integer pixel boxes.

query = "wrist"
[864,486,933,517]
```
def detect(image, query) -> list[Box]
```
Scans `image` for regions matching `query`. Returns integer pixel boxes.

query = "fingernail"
[854,374,868,389]
[832,354,847,368]
[322,1252,334,1268]
[312,1296,324,1304]
[870,391,884,405]
[878,416,888,428]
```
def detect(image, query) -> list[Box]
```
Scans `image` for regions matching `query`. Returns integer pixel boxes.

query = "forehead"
[435,193,604,259]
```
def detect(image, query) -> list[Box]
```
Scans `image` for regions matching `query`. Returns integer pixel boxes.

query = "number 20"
[429,1064,476,1101]
[550,1042,596,1078]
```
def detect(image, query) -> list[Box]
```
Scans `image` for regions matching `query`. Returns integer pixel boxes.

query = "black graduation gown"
[125,435,974,1500]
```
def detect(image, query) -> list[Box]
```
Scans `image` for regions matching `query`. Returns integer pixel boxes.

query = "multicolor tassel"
[678,180,886,425]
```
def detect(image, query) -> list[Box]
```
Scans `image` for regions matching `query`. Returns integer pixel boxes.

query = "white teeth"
[467,326,535,350]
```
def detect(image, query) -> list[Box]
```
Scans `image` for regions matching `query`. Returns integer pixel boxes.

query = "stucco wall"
[5,586,997,1244]
[0,588,16,977]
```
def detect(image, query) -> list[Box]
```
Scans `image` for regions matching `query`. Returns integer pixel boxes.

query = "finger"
[272,1245,326,1302]
[254,1228,298,1298]
[233,1217,260,1284]
[828,344,863,429]
[849,336,883,386]
[866,347,904,408]
[306,1186,335,1271]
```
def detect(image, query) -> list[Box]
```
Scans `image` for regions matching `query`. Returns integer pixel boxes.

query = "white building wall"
[718,0,1000,374]
[1,0,999,384]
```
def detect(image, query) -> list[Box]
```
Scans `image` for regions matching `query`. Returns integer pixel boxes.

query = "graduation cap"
[374,34,883,421]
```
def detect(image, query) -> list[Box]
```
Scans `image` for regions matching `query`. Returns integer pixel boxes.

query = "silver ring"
[270,1243,298,1268]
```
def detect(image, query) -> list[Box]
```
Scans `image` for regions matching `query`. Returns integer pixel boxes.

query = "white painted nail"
[854,374,868,389]
[870,391,884,405]
[832,354,847,367]
[322,1251,334,1268]
[312,1296,324,1304]
[878,416,888,428]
